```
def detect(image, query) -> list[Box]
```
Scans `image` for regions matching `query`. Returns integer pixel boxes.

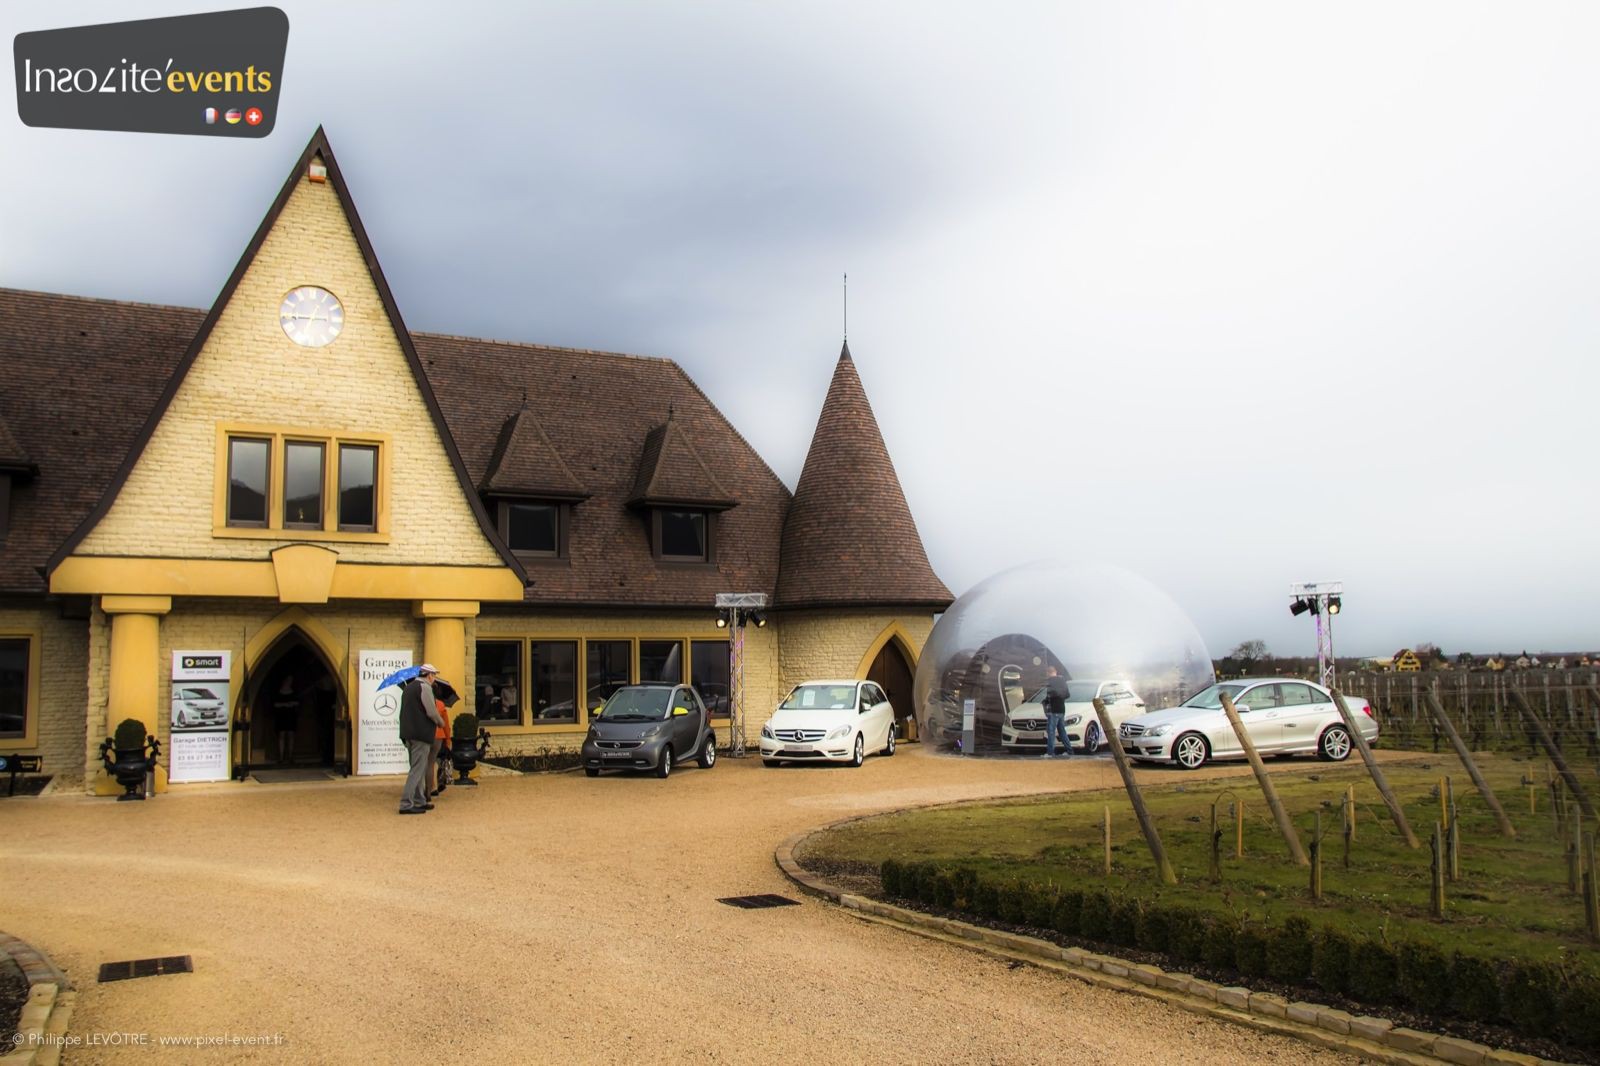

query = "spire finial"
[843,272,848,341]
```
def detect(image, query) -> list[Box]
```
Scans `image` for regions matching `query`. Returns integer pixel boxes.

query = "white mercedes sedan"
[1119,679,1378,770]
[760,680,896,768]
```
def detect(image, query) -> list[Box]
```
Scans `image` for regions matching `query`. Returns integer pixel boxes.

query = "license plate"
[602,751,632,759]
[783,748,811,755]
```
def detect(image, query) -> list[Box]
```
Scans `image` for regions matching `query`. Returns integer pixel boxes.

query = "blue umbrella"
[378,665,423,691]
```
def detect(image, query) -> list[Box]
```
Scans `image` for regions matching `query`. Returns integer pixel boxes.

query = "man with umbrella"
[398,664,444,814]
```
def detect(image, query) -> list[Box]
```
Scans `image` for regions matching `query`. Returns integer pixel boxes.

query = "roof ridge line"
[412,330,676,364]
[0,286,203,315]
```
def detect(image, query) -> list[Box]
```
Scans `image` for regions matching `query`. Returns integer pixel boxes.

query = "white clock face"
[279,287,345,347]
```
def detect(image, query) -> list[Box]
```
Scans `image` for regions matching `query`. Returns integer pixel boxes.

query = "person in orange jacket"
[429,694,450,798]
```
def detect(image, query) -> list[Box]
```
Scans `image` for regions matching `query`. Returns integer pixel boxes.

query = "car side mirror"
[672,706,690,717]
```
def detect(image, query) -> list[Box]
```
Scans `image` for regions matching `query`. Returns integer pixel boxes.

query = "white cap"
[418,663,439,676]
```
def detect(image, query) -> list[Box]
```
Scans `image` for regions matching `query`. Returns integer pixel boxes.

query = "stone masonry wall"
[0,602,87,787]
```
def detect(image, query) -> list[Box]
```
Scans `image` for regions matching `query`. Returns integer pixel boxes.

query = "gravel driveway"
[1,747,1366,1064]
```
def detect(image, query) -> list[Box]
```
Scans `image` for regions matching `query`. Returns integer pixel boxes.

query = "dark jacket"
[1041,676,1069,716]
[398,678,439,743]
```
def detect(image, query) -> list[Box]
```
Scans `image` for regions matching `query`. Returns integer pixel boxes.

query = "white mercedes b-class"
[759,680,897,768]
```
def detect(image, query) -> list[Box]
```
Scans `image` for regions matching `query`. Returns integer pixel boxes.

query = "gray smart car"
[581,683,718,778]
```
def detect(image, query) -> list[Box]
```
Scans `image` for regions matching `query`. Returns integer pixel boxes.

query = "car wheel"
[584,767,600,778]
[177,711,188,728]
[883,729,896,756]
[1083,721,1101,754]
[849,734,865,768]
[655,746,674,779]
[762,759,781,767]
[697,733,717,769]
[1173,732,1209,770]
[1318,724,1353,762]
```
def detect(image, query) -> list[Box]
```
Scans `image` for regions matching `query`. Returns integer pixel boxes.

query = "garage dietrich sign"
[13,7,287,137]
[357,650,412,776]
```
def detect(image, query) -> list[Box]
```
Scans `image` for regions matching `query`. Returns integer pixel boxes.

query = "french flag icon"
[204,107,217,125]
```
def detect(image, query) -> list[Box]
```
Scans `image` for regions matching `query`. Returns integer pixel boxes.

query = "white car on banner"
[171,686,228,729]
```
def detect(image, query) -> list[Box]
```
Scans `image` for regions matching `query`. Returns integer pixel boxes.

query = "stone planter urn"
[100,718,160,801]
[447,712,490,786]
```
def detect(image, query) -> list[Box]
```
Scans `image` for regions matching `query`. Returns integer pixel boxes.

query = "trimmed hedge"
[879,859,1600,1049]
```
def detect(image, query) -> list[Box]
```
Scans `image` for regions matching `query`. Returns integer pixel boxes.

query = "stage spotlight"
[1290,598,1310,617]
[1328,596,1341,615]
[715,615,728,629]
[750,611,767,628]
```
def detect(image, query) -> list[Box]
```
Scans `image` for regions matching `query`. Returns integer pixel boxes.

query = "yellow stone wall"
[776,609,933,693]
[74,165,503,569]
[0,604,88,786]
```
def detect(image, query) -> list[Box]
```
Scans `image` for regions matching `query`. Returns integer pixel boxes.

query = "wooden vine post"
[1509,688,1596,819]
[1430,822,1446,918]
[1586,831,1600,943]
[1309,811,1323,900]
[1217,692,1308,866]
[1103,805,1112,877]
[1332,689,1421,849]
[1423,686,1515,838]
[1093,698,1176,885]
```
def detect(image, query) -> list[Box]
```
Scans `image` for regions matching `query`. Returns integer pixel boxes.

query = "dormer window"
[497,500,569,559]
[654,508,711,563]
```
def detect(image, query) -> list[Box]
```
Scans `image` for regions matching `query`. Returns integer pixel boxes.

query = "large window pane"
[283,441,325,529]
[227,438,269,527]
[338,445,377,531]
[586,640,631,713]
[474,640,521,723]
[690,640,730,718]
[659,510,707,560]
[531,641,578,723]
[507,503,558,555]
[0,638,26,738]
[640,640,682,684]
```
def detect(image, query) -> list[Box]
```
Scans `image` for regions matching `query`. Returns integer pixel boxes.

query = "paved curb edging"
[0,933,75,1066]
[774,827,1568,1066]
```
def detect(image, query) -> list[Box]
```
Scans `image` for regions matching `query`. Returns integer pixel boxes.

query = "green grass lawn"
[800,752,1600,970]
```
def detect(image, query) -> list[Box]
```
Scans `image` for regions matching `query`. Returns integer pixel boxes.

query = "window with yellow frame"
[0,633,41,747]
[213,423,390,542]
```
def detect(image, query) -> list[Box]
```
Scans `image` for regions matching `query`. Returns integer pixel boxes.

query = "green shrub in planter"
[1312,927,1352,996]
[451,712,479,742]
[114,717,148,752]
[880,859,904,898]
[1235,925,1269,980]
[1108,897,1139,948]
[1349,939,1399,1004]
[1078,890,1111,941]
[1051,889,1082,937]
[1202,919,1236,971]
[1134,905,1170,953]
[1023,882,1057,928]
[1448,952,1499,1022]
[1558,974,1600,1048]
[952,867,980,911]
[1502,961,1562,1037]
[998,882,1028,924]
[1396,940,1450,1013]
[1167,909,1207,965]
[929,868,957,909]
[1266,917,1313,985]
[900,862,926,902]
[974,879,1002,920]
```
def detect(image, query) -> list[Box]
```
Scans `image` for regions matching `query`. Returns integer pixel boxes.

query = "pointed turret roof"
[482,400,588,499]
[628,406,736,509]
[775,342,951,609]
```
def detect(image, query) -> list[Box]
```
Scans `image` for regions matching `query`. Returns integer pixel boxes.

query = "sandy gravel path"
[0,747,1388,1064]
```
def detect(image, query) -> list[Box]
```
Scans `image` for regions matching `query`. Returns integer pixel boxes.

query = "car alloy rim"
[1325,730,1350,758]
[706,742,716,766]
[1086,722,1100,751]
[1177,736,1205,767]
[855,736,863,764]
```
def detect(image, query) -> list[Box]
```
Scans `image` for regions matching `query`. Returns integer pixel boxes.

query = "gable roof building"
[0,128,948,792]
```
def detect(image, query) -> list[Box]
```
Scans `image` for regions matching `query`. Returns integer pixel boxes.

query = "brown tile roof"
[775,342,952,609]
[627,408,736,508]
[0,288,201,594]
[0,409,34,472]
[480,403,588,499]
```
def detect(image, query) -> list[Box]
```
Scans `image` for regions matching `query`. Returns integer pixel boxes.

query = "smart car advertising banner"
[170,651,232,783]
[357,650,411,776]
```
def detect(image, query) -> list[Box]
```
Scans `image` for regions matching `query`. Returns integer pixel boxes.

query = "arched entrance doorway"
[865,633,918,741]
[237,626,348,775]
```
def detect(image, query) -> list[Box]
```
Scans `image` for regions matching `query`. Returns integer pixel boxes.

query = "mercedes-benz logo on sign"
[373,692,398,718]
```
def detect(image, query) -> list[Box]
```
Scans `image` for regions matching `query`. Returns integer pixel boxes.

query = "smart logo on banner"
[13,7,288,137]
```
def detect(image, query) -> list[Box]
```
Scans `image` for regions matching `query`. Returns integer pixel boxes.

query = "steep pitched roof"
[41,127,527,586]
[0,410,35,474]
[627,408,736,509]
[775,342,951,609]
[481,403,588,499]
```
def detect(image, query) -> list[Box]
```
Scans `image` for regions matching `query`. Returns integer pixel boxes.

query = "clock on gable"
[279,286,345,347]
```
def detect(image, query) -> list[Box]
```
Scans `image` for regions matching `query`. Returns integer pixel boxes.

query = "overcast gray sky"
[5,2,1598,659]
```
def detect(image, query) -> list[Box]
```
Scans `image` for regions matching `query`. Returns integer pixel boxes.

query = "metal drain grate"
[717,894,801,909]
[98,956,193,983]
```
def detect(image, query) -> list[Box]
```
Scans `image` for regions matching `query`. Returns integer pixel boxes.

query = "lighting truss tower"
[715,593,768,757]
[1289,581,1343,690]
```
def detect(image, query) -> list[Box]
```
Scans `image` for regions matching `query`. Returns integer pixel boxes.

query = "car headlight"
[640,725,663,738]
[1064,715,1081,727]
[1147,724,1174,737]
[826,725,851,740]
[761,723,774,739]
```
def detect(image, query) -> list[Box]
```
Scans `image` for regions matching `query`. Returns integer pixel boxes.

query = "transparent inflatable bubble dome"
[913,561,1214,756]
